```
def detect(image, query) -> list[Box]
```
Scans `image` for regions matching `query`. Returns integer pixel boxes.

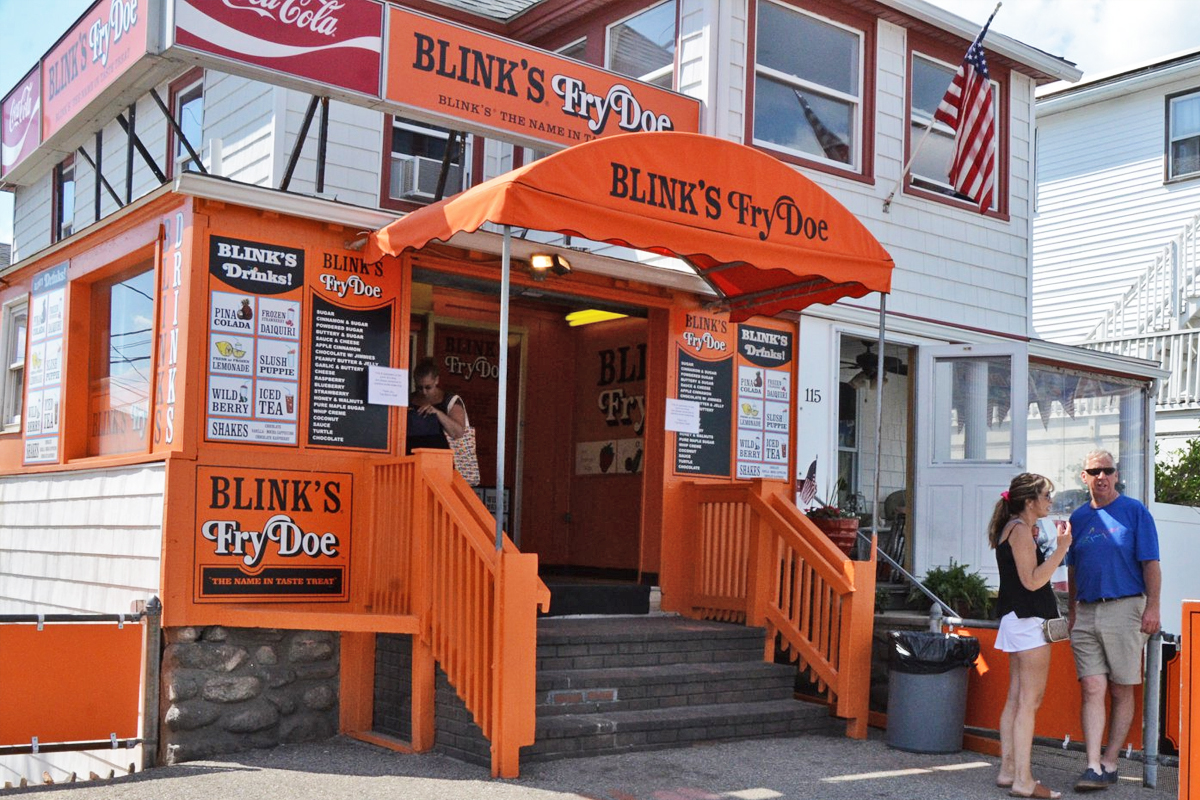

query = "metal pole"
[1142,631,1163,788]
[139,596,162,770]
[870,294,887,552]
[495,227,511,551]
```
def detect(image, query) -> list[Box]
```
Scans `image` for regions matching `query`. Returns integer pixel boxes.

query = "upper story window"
[88,260,155,456]
[53,155,75,243]
[1167,89,1200,181]
[382,117,469,210]
[606,1,676,88]
[1,299,27,430]
[558,38,587,62]
[908,49,1002,212]
[752,1,863,171]
[169,69,204,176]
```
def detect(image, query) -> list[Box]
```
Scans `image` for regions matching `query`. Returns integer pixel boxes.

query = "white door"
[914,343,1027,589]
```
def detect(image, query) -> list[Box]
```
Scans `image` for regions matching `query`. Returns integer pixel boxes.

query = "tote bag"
[447,395,480,486]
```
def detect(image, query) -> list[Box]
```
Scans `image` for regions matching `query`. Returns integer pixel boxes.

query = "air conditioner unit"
[392,154,463,200]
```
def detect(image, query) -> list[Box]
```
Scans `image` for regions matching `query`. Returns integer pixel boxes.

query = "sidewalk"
[7,730,1179,800]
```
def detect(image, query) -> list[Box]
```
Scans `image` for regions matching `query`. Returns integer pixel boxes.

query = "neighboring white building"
[1033,50,1200,452]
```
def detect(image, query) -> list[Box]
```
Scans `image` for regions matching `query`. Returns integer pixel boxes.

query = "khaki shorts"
[1070,594,1148,685]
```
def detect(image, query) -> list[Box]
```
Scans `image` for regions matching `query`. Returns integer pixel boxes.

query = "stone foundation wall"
[160,627,339,764]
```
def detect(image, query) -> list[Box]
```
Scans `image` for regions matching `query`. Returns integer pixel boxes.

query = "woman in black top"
[989,473,1072,799]
[405,358,467,454]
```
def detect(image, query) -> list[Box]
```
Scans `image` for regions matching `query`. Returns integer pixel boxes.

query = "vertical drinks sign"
[23,263,69,465]
[206,235,303,445]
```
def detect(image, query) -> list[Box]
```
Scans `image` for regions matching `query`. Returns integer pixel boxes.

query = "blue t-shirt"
[1066,494,1159,603]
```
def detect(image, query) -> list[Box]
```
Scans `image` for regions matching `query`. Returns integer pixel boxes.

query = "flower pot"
[809,516,859,556]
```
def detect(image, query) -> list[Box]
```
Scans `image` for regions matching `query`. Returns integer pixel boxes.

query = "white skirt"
[994,611,1048,653]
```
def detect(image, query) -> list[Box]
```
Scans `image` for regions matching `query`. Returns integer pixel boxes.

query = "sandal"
[1008,782,1061,799]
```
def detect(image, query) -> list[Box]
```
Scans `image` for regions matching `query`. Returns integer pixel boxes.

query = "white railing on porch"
[1089,210,1200,340]
[1084,329,1200,408]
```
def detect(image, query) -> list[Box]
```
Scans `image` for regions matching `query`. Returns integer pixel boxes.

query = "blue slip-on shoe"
[1100,766,1118,785]
[1073,768,1109,791]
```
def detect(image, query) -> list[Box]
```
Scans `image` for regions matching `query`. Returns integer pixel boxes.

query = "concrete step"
[536,659,797,716]
[536,616,765,671]
[523,698,837,761]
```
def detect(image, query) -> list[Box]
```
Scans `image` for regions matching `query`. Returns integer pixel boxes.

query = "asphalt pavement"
[4,730,1180,800]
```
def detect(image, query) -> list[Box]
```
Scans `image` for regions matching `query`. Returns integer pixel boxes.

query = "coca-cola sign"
[1,68,40,178]
[174,0,384,96]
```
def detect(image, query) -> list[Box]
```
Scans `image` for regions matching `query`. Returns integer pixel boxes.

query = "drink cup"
[1054,518,1068,535]
[285,392,294,414]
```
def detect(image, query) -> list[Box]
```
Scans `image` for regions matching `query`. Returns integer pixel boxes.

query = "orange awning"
[367,132,893,320]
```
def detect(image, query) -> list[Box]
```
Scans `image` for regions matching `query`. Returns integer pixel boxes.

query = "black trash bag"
[888,630,980,675]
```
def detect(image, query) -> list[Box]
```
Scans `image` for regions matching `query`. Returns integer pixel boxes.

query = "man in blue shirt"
[1066,449,1161,792]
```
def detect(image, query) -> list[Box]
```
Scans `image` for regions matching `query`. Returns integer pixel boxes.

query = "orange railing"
[372,450,549,778]
[683,479,876,738]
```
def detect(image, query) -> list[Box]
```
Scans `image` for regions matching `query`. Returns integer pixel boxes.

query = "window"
[1168,89,1200,181]
[753,1,862,169]
[909,53,1000,209]
[558,38,587,62]
[53,155,75,242]
[1,299,27,430]
[88,261,155,455]
[169,69,204,176]
[837,380,858,501]
[381,117,469,209]
[606,1,676,88]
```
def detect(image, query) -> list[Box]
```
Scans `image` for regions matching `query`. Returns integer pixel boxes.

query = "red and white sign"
[2,68,41,178]
[174,0,384,97]
[42,0,150,140]
[384,6,701,150]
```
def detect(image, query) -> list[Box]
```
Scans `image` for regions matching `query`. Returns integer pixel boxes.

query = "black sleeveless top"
[405,396,453,453]
[995,522,1059,619]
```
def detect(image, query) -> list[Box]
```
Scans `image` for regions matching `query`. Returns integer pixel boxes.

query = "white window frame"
[605,1,677,88]
[1167,89,1200,182]
[908,51,1000,211]
[171,75,205,176]
[557,37,587,62]
[752,0,864,171]
[1,298,28,432]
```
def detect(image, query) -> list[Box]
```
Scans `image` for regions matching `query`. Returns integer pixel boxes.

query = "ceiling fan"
[843,343,909,388]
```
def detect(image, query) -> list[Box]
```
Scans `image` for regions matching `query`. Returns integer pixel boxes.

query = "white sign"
[368,366,409,406]
[665,398,701,434]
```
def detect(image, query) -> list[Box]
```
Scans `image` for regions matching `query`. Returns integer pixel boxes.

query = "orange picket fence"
[682,479,876,738]
[371,450,549,777]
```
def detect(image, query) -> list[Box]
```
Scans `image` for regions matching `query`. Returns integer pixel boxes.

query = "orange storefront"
[0,131,892,776]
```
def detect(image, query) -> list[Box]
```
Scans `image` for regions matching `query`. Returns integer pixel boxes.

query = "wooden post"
[490,550,539,778]
[838,540,877,739]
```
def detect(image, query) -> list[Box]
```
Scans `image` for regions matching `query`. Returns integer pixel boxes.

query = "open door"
[914,343,1027,591]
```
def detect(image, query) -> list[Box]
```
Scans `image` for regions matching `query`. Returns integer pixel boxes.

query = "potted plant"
[805,490,860,556]
[906,559,993,619]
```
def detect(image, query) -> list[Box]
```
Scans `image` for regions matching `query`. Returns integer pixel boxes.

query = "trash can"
[886,630,980,753]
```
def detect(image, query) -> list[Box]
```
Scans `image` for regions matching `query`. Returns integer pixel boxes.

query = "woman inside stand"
[990,473,1072,799]
[405,358,466,454]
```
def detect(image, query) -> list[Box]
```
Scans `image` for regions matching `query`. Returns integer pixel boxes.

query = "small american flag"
[798,458,818,506]
[934,8,998,213]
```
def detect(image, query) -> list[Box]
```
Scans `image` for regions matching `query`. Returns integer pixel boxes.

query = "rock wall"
[160,627,339,763]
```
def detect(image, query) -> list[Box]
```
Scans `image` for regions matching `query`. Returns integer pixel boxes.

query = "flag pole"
[881,1,1001,214]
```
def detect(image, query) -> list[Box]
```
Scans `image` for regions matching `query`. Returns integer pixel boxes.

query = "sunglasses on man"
[1084,467,1116,476]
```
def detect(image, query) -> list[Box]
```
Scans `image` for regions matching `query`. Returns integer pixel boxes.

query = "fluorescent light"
[566,309,628,327]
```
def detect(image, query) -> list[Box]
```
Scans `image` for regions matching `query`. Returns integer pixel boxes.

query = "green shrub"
[908,558,992,619]
[1155,438,1200,506]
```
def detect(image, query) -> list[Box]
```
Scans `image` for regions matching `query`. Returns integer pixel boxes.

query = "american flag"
[934,9,998,212]
[798,458,818,506]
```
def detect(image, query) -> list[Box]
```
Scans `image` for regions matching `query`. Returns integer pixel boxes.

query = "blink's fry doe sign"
[195,467,352,602]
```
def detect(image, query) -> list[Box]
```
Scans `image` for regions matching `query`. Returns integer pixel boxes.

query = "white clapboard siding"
[273,88,384,207]
[11,173,52,262]
[204,70,277,187]
[0,464,164,615]
[1033,66,1200,343]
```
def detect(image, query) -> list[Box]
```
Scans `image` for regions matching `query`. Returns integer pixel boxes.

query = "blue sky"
[2,0,1199,246]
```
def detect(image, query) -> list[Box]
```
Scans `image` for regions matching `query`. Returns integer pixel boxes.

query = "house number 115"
[804,388,822,403]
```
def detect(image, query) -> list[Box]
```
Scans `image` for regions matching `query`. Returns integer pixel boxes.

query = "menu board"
[308,295,392,450]
[22,262,67,464]
[734,324,794,480]
[673,312,734,477]
[205,236,303,445]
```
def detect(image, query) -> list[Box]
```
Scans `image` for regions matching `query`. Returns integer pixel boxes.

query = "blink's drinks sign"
[42,0,150,140]
[1,69,40,178]
[384,6,701,149]
[173,0,385,96]
[194,466,352,602]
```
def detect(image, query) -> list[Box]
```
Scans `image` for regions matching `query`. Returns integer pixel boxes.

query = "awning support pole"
[871,294,887,542]
[496,226,511,551]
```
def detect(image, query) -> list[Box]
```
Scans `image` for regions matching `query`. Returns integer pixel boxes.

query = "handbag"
[1042,616,1069,643]
[447,395,480,486]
